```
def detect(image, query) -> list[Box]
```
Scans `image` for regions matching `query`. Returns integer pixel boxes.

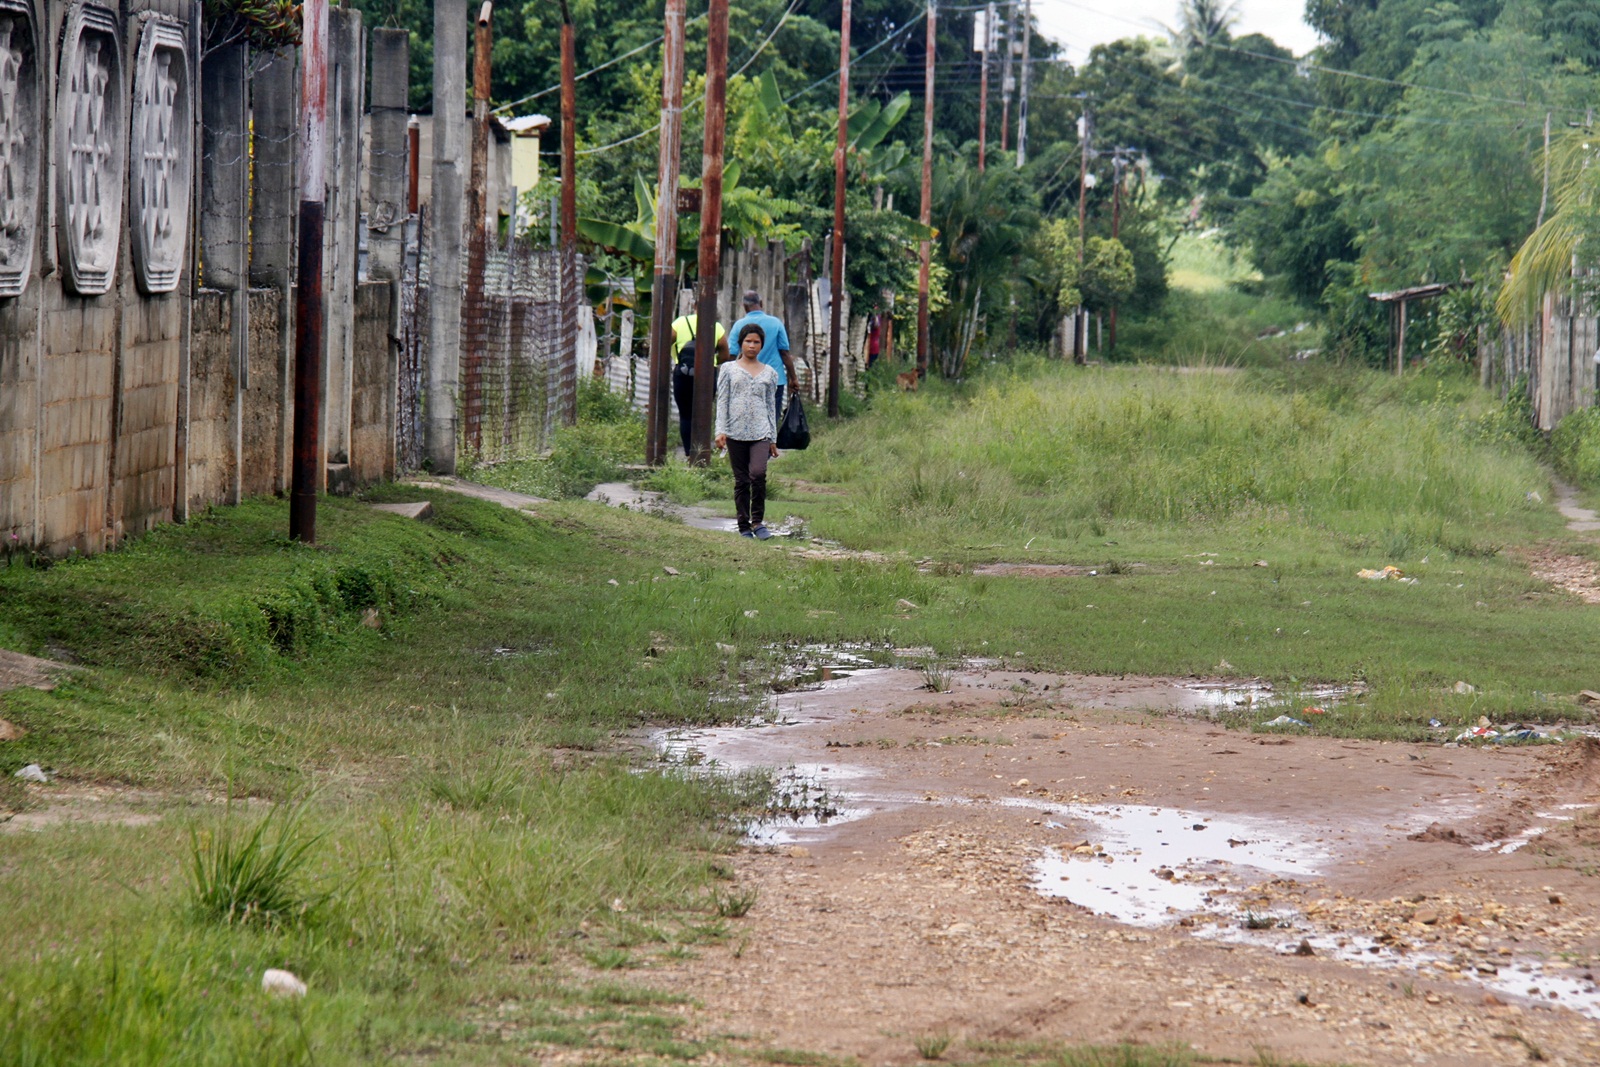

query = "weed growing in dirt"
[914,1031,954,1060]
[920,662,955,692]
[712,886,760,917]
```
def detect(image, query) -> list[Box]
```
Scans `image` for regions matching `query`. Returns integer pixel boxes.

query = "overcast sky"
[1023,0,1323,63]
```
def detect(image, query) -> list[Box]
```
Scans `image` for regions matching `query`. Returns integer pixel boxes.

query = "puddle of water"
[1178,680,1355,713]
[1199,916,1600,1020]
[1029,803,1329,927]
[1473,804,1596,853]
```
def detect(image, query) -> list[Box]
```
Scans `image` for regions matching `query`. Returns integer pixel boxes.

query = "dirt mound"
[1408,819,1518,846]
[0,648,71,695]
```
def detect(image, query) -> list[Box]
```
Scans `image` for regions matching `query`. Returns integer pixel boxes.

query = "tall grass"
[188,799,325,927]
[788,362,1550,553]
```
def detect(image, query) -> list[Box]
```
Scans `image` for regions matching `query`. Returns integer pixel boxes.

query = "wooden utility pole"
[828,0,853,418]
[977,3,993,172]
[916,0,936,381]
[462,2,493,455]
[646,0,687,465]
[558,1,577,251]
[290,0,328,542]
[1015,0,1031,166]
[692,0,731,462]
[999,0,1013,154]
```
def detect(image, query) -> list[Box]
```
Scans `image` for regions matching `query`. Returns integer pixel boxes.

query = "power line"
[573,0,802,156]
[493,12,710,115]
[1043,0,1588,116]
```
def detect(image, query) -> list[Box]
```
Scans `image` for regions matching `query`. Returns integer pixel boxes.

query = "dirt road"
[641,663,1600,1066]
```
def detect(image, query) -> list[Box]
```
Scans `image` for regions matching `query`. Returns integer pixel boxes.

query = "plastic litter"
[1494,729,1547,743]
[1357,566,1405,580]
[1261,715,1310,728]
[1454,726,1499,741]
[261,969,307,998]
[1303,706,1328,716]
[1428,718,1443,728]
[13,763,50,782]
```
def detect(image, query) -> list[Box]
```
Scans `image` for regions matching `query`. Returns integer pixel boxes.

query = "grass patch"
[188,798,326,928]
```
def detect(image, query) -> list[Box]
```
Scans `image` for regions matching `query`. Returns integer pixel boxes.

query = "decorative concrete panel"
[0,0,40,298]
[55,4,124,296]
[130,16,189,294]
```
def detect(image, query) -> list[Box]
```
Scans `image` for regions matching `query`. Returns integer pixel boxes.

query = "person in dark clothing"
[669,313,729,456]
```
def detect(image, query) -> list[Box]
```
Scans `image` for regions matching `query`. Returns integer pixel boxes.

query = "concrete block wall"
[350,283,397,485]
[0,6,404,557]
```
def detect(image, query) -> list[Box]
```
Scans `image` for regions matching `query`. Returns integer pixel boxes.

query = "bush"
[1552,405,1600,487]
[188,800,325,928]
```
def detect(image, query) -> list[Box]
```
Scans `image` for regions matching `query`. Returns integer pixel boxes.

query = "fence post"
[320,6,364,483]
[429,0,467,474]
[368,28,410,283]
[250,48,299,495]
[199,41,249,506]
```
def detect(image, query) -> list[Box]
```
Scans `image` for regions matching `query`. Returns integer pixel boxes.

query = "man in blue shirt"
[729,290,796,423]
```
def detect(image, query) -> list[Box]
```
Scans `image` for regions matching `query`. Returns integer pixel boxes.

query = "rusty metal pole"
[407,115,420,214]
[977,3,992,172]
[290,0,329,542]
[827,0,852,418]
[692,0,731,464]
[915,0,935,382]
[646,0,687,465]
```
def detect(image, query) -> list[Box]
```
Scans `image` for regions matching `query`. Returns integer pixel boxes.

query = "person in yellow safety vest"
[669,313,729,456]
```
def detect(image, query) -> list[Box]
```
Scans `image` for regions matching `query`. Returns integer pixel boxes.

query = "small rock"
[716,642,736,655]
[1012,778,1030,788]
[1548,893,1563,905]
[1155,868,1175,881]
[13,763,49,783]
[1482,993,1505,1007]
[607,579,619,586]
[261,969,307,998]
[786,846,810,859]
[663,566,680,576]
[1295,939,1315,957]
[1579,690,1600,704]
[0,718,25,742]
[896,598,919,610]
[1413,908,1440,925]
[1253,560,1269,567]
[610,897,627,913]
[1453,681,1476,695]
[1296,992,1313,1006]
[743,609,759,618]
[1424,992,1442,1005]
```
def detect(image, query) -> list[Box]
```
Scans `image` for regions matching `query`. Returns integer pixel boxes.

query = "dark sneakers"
[739,530,756,538]
[753,525,773,540]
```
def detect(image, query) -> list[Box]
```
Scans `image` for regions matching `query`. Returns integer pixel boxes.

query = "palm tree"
[1164,0,1242,56]
[1499,131,1600,323]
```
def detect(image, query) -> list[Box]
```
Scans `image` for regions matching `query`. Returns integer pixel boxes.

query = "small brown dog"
[896,370,919,392]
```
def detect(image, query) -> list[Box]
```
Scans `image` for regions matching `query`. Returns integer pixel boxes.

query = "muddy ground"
[640,665,1600,1067]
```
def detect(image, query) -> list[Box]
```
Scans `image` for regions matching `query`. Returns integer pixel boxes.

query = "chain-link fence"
[397,212,583,469]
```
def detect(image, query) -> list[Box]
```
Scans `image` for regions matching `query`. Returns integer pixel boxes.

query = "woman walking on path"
[715,324,781,539]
